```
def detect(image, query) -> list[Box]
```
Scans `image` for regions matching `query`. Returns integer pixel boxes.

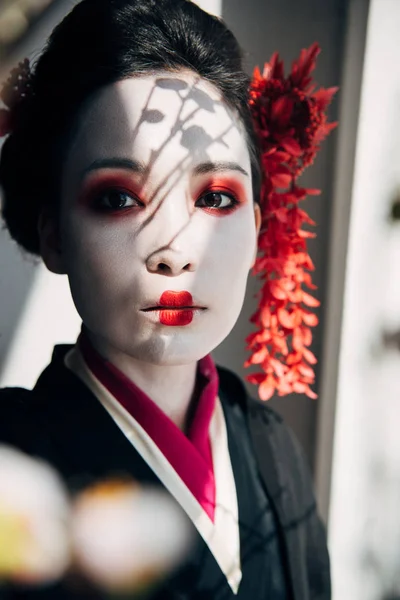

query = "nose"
[146,248,195,276]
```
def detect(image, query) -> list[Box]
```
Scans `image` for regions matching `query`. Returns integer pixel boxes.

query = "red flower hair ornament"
[246,42,338,401]
[0,58,32,137]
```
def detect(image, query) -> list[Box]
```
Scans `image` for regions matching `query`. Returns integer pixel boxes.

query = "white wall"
[0,2,82,389]
[315,0,369,525]
[328,1,400,598]
[193,0,221,16]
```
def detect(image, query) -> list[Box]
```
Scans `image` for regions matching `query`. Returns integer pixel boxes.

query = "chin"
[111,329,222,367]
[88,312,240,367]
[129,332,214,366]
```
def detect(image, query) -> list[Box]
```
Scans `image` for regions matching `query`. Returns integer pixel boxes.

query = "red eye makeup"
[195,177,247,216]
[78,170,144,214]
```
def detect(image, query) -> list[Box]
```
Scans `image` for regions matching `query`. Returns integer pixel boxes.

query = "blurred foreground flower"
[71,480,192,595]
[0,444,70,585]
[0,445,192,597]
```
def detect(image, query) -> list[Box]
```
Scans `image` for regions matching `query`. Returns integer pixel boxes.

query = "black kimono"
[0,345,330,600]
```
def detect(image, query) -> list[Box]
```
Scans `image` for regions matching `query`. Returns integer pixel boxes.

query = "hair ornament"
[246,42,338,401]
[0,58,32,138]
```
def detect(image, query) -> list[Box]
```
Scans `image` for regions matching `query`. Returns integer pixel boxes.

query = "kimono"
[0,342,330,600]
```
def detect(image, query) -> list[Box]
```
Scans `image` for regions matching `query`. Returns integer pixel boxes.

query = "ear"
[250,203,262,269]
[37,209,67,275]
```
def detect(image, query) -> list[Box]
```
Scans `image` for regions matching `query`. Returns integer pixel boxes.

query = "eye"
[196,191,237,210]
[94,190,142,211]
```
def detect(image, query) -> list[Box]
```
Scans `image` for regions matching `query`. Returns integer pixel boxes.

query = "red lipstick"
[142,291,205,326]
[159,291,193,307]
[159,291,194,326]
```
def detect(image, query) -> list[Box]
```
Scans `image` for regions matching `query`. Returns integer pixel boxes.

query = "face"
[42,72,260,366]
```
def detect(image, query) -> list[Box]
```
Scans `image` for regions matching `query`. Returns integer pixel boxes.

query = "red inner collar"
[78,332,218,521]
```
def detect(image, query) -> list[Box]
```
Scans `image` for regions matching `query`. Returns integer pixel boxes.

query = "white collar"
[65,346,242,594]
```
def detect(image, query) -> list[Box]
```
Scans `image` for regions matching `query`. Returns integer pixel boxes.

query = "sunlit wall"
[328,1,400,597]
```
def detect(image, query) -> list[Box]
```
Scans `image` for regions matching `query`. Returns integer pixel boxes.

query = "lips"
[159,290,193,308]
[142,291,204,327]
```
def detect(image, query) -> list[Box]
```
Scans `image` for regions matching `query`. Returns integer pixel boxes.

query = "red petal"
[267,150,291,163]
[302,291,320,307]
[259,377,276,401]
[260,306,272,327]
[271,172,292,188]
[271,335,288,354]
[315,121,338,142]
[271,96,294,127]
[261,63,272,80]
[250,311,260,324]
[313,86,338,110]
[298,363,315,379]
[280,137,302,156]
[269,280,287,300]
[245,331,260,347]
[252,66,262,80]
[246,372,266,385]
[305,385,318,399]
[292,327,304,352]
[274,207,288,223]
[268,52,284,80]
[302,311,319,327]
[302,273,318,289]
[290,43,320,88]
[296,208,317,225]
[293,381,308,394]
[250,345,269,364]
[298,229,316,239]
[269,358,287,378]
[302,347,317,365]
[277,308,300,329]
[304,188,321,196]
[286,352,302,365]
[302,326,313,346]
[276,379,293,395]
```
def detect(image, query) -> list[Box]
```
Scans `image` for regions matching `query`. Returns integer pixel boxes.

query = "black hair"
[0,0,261,255]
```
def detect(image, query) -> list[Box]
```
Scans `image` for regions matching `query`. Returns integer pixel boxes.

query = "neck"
[85,332,198,430]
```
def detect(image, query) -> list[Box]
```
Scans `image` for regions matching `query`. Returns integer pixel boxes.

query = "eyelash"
[91,189,143,212]
[196,191,239,213]
[89,187,240,214]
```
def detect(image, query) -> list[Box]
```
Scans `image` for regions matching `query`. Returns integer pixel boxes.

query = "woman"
[0,0,331,598]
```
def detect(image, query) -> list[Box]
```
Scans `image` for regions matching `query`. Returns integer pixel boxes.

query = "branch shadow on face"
[122,75,249,362]
[133,76,235,244]
[73,73,250,365]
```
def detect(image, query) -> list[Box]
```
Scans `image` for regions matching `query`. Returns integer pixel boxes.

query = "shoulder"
[0,386,38,449]
[0,345,74,451]
[217,364,316,507]
[217,363,288,441]
[0,386,34,418]
[217,365,330,596]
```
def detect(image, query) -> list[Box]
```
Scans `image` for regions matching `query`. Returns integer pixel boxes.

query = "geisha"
[0,0,333,598]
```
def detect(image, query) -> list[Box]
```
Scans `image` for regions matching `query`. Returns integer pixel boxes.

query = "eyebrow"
[81,158,249,180]
[81,157,148,178]
[193,161,249,177]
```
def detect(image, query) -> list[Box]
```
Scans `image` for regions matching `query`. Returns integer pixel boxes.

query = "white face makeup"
[55,72,258,366]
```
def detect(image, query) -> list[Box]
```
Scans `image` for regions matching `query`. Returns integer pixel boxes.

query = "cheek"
[60,212,133,293]
[210,211,256,276]
[200,212,256,348]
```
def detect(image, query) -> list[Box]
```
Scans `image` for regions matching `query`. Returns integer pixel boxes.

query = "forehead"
[65,72,251,178]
